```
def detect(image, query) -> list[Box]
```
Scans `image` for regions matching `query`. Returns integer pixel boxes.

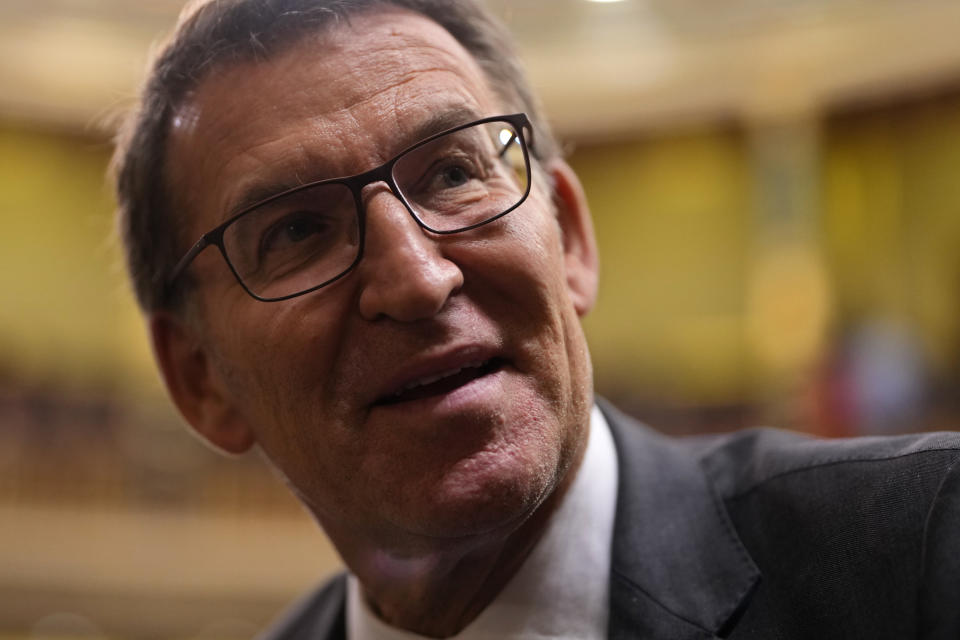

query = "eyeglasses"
[167,113,534,302]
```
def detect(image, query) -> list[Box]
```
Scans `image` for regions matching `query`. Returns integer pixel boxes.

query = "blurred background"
[1,0,959,637]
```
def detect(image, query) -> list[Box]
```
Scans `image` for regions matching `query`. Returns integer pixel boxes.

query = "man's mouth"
[376,358,506,406]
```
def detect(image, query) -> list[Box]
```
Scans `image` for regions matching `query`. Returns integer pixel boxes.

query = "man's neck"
[349,432,590,638]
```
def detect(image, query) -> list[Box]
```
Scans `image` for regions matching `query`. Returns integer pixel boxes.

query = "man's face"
[163,9,596,563]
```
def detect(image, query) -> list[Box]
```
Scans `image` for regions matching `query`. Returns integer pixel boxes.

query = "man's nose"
[356,187,464,322]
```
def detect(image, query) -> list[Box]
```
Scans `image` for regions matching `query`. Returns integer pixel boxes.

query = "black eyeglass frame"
[166,112,535,303]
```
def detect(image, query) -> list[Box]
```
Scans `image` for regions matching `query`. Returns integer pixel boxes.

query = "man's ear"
[549,160,599,316]
[149,311,256,455]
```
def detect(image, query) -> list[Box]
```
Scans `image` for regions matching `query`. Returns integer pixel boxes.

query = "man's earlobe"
[549,160,599,317]
[149,312,256,455]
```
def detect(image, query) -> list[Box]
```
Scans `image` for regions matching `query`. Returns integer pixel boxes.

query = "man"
[112,1,960,638]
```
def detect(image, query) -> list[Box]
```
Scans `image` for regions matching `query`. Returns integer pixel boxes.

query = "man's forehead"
[171,7,491,132]
[167,8,499,224]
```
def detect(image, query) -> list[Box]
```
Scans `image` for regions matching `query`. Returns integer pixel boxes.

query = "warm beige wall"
[570,99,960,408]
[0,125,156,394]
[571,128,753,404]
[823,97,960,377]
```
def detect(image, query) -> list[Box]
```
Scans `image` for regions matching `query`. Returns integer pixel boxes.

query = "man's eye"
[439,164,470,188]
[261,211,329,254]
[282,218,316,242]
[426,157,485,192]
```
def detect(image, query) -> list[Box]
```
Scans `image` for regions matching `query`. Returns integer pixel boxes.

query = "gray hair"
[112,0,560,312]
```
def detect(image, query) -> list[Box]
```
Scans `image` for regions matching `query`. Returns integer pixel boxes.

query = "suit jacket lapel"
[601,400,760,639]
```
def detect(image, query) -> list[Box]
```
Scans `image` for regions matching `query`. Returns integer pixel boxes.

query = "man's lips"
[374,357,507,406]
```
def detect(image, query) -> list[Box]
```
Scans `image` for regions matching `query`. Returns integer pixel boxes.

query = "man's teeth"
[398,360,487,393]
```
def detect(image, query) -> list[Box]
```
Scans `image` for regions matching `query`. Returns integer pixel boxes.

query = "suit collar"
[600,400,760,639]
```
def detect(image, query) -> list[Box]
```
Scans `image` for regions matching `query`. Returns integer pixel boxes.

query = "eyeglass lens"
[221,118,529,300]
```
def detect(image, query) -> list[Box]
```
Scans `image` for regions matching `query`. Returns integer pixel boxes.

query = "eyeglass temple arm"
[496,119,534,159]
[168,235,212,286]
[498,131,517,159]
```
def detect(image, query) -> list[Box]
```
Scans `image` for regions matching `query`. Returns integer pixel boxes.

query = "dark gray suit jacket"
[259,401,960,639]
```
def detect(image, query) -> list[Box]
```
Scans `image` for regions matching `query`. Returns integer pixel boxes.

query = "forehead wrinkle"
[323,54,482,117]
[220,127,356,217]
[328,11,494,105]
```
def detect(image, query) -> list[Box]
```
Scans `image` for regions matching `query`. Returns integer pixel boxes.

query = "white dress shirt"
[347,405,619,640]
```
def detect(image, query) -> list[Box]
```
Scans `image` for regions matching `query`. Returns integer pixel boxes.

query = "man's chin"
[380,443,568,548]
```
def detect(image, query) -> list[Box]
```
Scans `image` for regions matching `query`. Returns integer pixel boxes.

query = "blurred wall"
[824,94,960,380]
[0,126,150,390]
[568,90,960,434]
[572,127,752,409]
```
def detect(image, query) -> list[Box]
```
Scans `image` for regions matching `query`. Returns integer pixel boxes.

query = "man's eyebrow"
[227,180,304,219]
[224,106,486,219]
[401,106,485,149]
